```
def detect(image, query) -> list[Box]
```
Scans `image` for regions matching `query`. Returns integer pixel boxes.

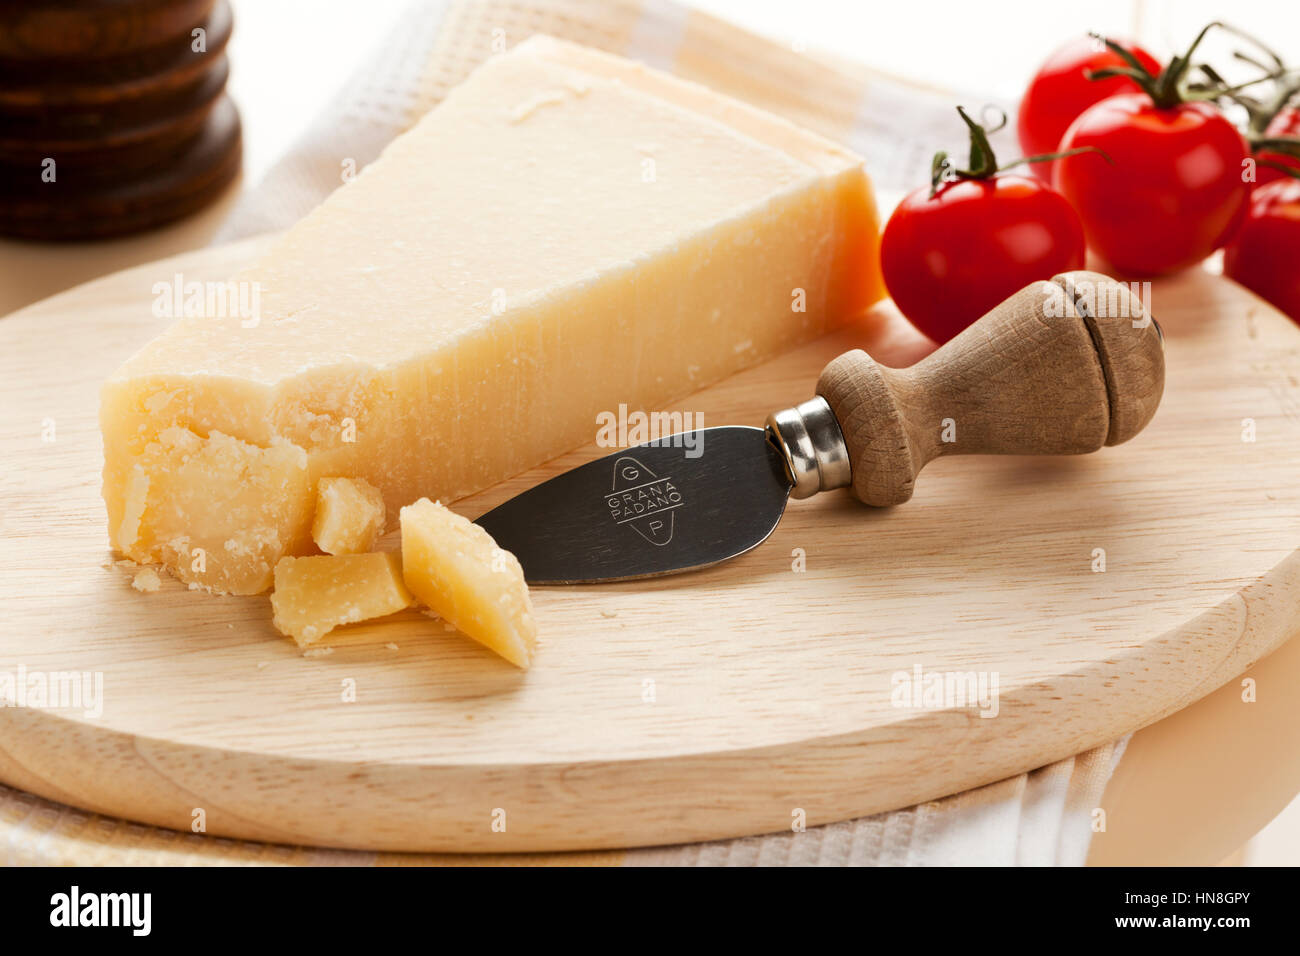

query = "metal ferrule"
[765,396,852,499]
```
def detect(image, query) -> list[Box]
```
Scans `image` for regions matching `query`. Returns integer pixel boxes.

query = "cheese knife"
[476,271,1165,584]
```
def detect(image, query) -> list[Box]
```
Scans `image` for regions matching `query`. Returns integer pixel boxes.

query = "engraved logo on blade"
[606,455,682,547]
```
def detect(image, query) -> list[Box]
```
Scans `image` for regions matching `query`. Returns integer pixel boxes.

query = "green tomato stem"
[927,107,1111,195]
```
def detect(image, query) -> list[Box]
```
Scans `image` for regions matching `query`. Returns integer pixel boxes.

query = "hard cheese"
[270,552,412,647]
[101,35,883,594]
[400,499,536,668]
[312,476,386,555]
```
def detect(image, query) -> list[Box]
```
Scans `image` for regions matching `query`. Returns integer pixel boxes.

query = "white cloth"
[628,738,1127,865]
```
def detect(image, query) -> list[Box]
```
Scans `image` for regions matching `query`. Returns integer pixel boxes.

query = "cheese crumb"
[311,476,386,555]
[270,553,412,647]
[131,568,162,592]
[400,498,537,668]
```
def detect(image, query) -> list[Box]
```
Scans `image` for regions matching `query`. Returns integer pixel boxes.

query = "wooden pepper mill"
[0,0,241,240]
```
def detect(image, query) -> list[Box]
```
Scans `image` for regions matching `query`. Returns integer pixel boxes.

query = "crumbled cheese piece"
[270,553,412,647]
[130,567,162,592]
[311,476,386,555]
[400,498,537,668]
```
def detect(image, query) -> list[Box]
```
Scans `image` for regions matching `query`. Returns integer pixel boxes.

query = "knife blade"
[477,271,1166,585]
[476,426,791,584]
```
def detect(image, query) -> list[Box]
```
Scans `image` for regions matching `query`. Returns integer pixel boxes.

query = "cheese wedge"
[100,35,883,594]
[270,552,412,647]
[312,476,386,555]
[400,498,536,668]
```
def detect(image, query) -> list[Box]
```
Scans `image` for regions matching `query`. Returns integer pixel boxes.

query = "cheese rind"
[270,552,412,647]
[312,476,386,555]
[399,499,536,669]
[101,36,883,594]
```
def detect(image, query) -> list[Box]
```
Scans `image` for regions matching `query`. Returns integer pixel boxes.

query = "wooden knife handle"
[816,271,1165,506]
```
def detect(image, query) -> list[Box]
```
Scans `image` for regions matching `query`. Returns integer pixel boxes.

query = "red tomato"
[1054,94,1251,276]
[1255,107,1300,189]
[1224,177,1300,322]
[1016,36,1162,183]
[880,175,1086,344]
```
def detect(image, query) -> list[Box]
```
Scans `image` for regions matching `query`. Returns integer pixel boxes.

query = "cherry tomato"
[1255,107,1300,188]
[881,175,1086,344]
[1054,94,1251,276]
[1016,36,1162,183]
[1224,177,1300,322]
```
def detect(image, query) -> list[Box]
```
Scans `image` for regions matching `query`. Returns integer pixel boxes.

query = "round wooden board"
[1,238,1298,853]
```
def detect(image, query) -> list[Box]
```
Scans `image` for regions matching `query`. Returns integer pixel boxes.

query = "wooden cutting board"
[2,237,1298,853]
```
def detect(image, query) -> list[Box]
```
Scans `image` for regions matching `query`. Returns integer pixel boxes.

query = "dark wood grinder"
[0,0,241,240]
